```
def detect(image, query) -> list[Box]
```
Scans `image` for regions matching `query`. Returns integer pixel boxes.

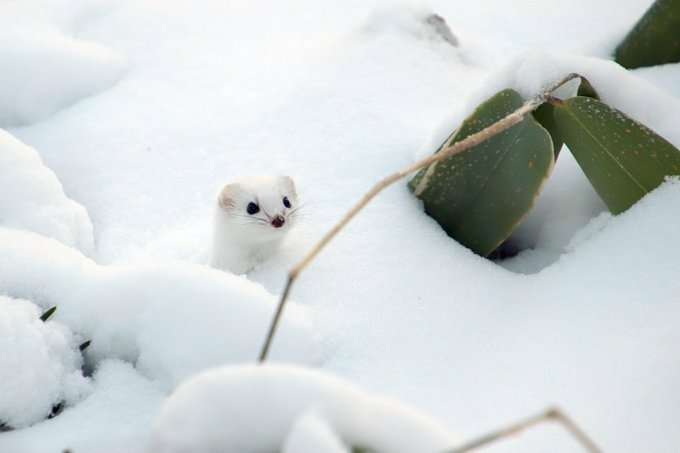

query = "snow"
[146,364,457,453]
[283,412,349,453]
[1,0,679,451]
[0,1,126,127]
[0,228,317,390]
[0,130,94,255]
[632,62,680,99]
[0,360,165,453]
[0,297,90,429]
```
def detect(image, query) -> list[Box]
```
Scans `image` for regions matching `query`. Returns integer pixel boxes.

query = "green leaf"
[576,76,600,100]
[552,96,680,214]
[40,306,57,322]
[614,0,680,69]
[533,102,564,159]
[534,75,599,159]
[409,89,554,257]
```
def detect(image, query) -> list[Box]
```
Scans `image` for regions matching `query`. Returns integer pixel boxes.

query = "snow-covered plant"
[409,75,680,257]
[259,72,679,363]
[0,297,91,429]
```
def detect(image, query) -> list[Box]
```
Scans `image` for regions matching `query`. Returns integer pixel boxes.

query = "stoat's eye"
[283,196,291,209]
[246,202,260,215]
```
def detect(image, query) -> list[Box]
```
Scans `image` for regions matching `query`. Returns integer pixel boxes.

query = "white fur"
[209,175,298,274]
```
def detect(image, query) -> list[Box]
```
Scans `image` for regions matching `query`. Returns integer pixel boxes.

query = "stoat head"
[216,175,298,240]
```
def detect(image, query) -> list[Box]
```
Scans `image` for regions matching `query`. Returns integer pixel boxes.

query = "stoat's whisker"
[229,214,269,223]
[292,200,318,211]
[288,204,309,216]
[233,220,267,228]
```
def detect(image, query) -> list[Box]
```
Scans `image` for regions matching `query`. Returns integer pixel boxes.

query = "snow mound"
[146,364,457,453]
[0,129,94,255]
[0,228,318,389]
[0,24,126,126]
[466,49,680,146]
[0,296,91,429]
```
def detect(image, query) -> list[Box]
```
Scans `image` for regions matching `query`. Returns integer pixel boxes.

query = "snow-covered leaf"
[614,0,680,69]
[409,89,554,256]
[552,96,680,214]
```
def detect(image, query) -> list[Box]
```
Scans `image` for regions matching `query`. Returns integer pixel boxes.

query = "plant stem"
[445,407,601,453]
[257,73,582,362]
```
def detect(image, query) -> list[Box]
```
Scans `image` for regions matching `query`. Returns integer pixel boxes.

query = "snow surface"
[147,364,457,453]
[1,0,679,451]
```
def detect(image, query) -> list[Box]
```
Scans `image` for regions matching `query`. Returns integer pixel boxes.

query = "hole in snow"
[490,152,607,274]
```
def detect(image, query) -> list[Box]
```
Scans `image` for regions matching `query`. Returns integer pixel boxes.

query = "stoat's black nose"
[271,216,285,228]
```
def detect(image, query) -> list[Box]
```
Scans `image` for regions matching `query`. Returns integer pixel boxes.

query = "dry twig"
[446,407,602,453]
[258,73,581,362]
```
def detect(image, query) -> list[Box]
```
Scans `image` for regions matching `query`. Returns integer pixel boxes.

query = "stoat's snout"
[271,215,285,228]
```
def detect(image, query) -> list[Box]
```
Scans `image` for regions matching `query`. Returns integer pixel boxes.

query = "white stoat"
[209,175,298,274]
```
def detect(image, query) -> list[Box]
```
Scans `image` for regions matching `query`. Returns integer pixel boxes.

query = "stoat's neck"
[209,208,282,274]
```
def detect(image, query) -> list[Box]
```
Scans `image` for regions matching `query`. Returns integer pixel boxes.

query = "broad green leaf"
[409,89,554,257]
[533,103,564,159]
[576,77,600,100]
[533,75,599,159]
[552,96,680,214]
[614,0,680,69]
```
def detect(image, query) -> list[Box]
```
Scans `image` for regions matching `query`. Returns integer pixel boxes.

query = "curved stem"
[446,407,601,453]
[257,73,582,362]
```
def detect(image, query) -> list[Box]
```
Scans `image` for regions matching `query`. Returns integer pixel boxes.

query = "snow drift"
[146,364,458,453]
[0,228,318,390]
[0,129,94,255]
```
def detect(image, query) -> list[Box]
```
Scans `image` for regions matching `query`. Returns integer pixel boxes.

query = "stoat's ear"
[218,184,237,209]
[280,175,297,198]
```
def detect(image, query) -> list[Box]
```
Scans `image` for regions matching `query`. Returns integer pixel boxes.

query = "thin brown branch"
[551,408,603,453]
[257,73,582,362]
[258,275,295,361]
[445,407,602,453]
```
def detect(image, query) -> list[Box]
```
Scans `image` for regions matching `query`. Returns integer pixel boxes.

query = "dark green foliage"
[532,103,564,158]
[551,96,680,214]
[410,76,680,257]
[409,89,554,257]
[614,0,680,69]
[40,306,57,322]
[576,77,600,100]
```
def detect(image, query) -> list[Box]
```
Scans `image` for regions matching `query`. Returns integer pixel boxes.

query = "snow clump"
[0,130,94,255]
[146,364,458,453]
[0,23,126,126]
[0,297,91,429]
